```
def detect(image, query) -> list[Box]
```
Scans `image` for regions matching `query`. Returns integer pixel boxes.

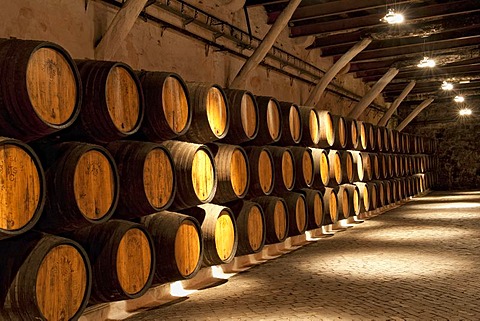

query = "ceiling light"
[417,57,436,68]
[459,108,472,116]
[381,9,405,24]
[459,80,471,84]
[441,81,453,91]
[454,95,465,103]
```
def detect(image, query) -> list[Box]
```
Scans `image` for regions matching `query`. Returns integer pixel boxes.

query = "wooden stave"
[280,192,307,237]
[344,118,359,150]
[320,187,338,225]
[161,140,217,211]
[349,150,365,182]
[289,146,314,189]
[299,188,324,230]
[327,149,343,187]
[35,142,119,234]
[331,115,347,149]
[277,102,303,146]
[183,204,238,266]
[373,125,383,152]
[209,143,251,204]
[107,141,176,219]
[0,137,46,240]
[73,60,144,144]
[298,106,320,147]
[141,211,203,284]
[340,184,361,218]
[179,82,230,143]
[339,150,354,184]
[0,39,82,142]
[225,200,266,256]
[137,71,192,141]
[244,146,275,198]
[249,96,283,146]
[265,146,296,194]
[221,89,259,144]
[364,122,376,152]
[251,196,289,245]
[310,148,330,188]
[316,110,335,149]
[68,220,155,304]
[0,232,92,321]
[356,120,368,151]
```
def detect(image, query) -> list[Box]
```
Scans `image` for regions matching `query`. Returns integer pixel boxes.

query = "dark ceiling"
[246,0,480,115]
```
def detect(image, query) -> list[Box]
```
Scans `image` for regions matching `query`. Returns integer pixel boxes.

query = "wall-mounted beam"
[95,0,148,60]
[304,37,372,107]
[396,98,435,131]
[229,0,302,89]
[378,81,416,126]
[347,67,399,119]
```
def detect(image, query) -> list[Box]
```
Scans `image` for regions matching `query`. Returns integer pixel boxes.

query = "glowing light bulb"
[381,9,405,24]
[459,108,472,116]
[441,81,453,91]
[417,57,436,68]
[454,95,465,103]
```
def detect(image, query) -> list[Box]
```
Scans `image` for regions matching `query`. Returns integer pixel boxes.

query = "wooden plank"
[378,81,416,126]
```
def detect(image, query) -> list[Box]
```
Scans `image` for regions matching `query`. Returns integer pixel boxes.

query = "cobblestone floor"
[127,191,480,320]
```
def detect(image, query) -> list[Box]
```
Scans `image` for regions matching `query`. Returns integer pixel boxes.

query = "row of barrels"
[0,38,435,157]
[0,135,436,241]
[0,171,434,320]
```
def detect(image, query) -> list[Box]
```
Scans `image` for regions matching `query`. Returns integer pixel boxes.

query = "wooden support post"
[305,37,372,107]
[377,80,416,126]
[347,67,399,119]
[229,0,302,89]
[396,98,435,132]
[95,0,149,61]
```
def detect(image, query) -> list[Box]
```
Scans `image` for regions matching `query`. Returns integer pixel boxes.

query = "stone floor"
[127,191,480,321]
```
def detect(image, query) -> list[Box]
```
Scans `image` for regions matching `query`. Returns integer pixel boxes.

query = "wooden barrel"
[355,182,378,212]
[338,184,360,219]
[370,153,381,180]
[35,142,118,233]
[69,220,154,304]
[387,128,396,153]
[179,83,229,143]
[252,196,289,245]
[0,138,45,240]
[327,150,342,187]
[221,89,259,144]
[360,152,373,181]
[184,204,238,266]
[0,232,91,321]
[141,211,203,284]
[245,146,274,197]
[0,39,81,141]
[277,102,302,145]
[373,125,383,152]
[107,141,175,218]
[344,118,359,149]
[298,106,320,146]
[331,115,347,149]
[392,154,400,177]
[161,141,217,210]
[350,150,365,182]
[289,146,314,189]
[250,96,282,145]
[226,200,266,256]
[378,153,389,179]
[356,120,368,150]
[364,122,376,151]
[299,188,324,230]
[372,180,386,208]
[321,187,338,225]
[74,60,144,143]
[207,143,250,204]
[381,126,390,152]
[281,192,307,237]
[393,130,401,153]
[383,180,393,205]
[316,110,335,148]
[310,148,330,188]
[339,150,354,184]
[266,146,296,193]
[138,71,192,141]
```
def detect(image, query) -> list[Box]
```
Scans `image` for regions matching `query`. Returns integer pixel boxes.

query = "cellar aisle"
[127,191,480,321]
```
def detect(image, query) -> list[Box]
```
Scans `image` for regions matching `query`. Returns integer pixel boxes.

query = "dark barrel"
[141,211,203,284]
[209,143,250,204]
[298,106,320,147]
[249,96,282,145]
[179,82,229,143]
[277,102,302,145]
[281,192,307,237]
[183,204,238,266]
[310,148,330,188]
[245,146,274,197]
[327,150,343,187]
[321,187,339,225]
[226,200,266,256]
[316,110,335,148]
[339,150,354,184]
[35,142,118,233]
[69,220,155,304]
[161,140,217,210]
[344,118,359,150]
[331,115,347,149]
[364,122,376,152]
[0,39,82,141]
[266,146,296,193]
[221,89,259,144]
[338,184,361,219]
[73,60,144,143]
[0,232,91,321]
[137,71,192,141]
[350,150,365,182]
[252,196,289,245]
[290,146,314,189]
[299,188,324,230]
[0,137,45,240]
[107,141,175,218]
[356,120,368,151]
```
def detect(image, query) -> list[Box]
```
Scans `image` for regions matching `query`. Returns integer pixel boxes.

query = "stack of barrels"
[0,38,437,320]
